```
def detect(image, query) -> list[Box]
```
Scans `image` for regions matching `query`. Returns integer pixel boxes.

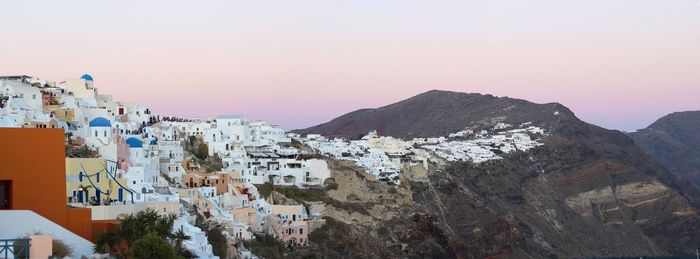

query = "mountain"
[294,90,574,139]
[630,111,700,190]
[290,90,700,258]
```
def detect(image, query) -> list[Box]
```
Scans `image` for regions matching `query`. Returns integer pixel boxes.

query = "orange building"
[183,171,231,194]
[0,128,94,240]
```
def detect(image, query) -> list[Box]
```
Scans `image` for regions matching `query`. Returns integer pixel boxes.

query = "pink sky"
[1,1,698,131]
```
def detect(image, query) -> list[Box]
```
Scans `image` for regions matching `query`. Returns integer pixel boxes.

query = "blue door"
[96,190,101,203]
[118,189,123,201]
[78,190,83,202]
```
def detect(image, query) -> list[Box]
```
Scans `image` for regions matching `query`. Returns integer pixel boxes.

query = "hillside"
[287,90,700,258]
[630,111,700,190]
[293,90,575,139]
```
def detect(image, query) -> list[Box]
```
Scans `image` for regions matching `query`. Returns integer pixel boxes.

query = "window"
[0,181,11,209]
[300,229,303,235]
[133,181,136,184]
[32,94,36,100]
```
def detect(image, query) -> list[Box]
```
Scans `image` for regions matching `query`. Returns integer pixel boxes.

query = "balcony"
[0,238,30,258]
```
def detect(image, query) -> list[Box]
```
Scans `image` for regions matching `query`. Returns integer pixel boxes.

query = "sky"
[1,1,698,131]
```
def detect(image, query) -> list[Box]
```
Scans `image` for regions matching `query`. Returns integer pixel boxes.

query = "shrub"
[258,182,274,199]
[205,226,228,258]
[324,178,338,191]
[51,238,74,258]
[276,187,326,201]
[14,232,74,258]
[130,233,178,259]
[204,154,223,172]
[195,143,209,160]
[95,209,191,258]
[308,217,353,251]
[244,234,291,259]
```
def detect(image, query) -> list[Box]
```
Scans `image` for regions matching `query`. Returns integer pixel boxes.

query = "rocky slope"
[283,91,700,258]
[293,90,571,139]
[630,111,700,191]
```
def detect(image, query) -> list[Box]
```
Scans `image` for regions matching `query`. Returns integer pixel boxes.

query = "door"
[0,181,10,209]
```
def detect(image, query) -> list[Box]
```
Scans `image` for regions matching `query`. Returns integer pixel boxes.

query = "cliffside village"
[0,74,546,258]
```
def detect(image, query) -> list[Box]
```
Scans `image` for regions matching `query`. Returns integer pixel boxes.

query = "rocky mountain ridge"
[283,90,700,258]
[294,90,574,139]
[630,111,700,191]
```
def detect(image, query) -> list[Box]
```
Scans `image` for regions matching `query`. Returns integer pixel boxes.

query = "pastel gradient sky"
[1,1,698,131]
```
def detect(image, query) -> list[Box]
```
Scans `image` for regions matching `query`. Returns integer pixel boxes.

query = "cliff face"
[630,111,700,191]
[285,91,700,258]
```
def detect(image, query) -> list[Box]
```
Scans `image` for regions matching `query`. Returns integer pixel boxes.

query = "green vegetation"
[51,237,74,258]
[307,217,354,257]
[244,234,291,258]
[276,187,326,201]
[184,136,223,172]
[265,184,370,215]
[258,182,274,199]
[193,210,227,258]
[195,143,209,160]
[244,234,320,259]
[322,198,370,215]
[206,226,228,258]
[65,145,99,158]
[95,209,195,258]
[203,154,223,173]
[130,233,179,258]
[324,178,338,190]
[257,182,327,202]
[14,232,74,258]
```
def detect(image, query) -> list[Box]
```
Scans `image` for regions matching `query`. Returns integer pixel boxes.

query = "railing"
[0,239,30,259]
